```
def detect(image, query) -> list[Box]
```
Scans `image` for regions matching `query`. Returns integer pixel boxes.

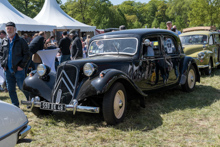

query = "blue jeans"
[5,69,29,107]
[60,55,70,64]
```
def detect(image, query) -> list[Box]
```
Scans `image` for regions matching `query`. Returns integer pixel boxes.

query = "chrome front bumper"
[198,65,209,68]
[21,97,100,115]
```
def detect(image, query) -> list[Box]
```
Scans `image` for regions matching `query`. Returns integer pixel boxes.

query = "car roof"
[92,28,178,40]
[179,31,217,36]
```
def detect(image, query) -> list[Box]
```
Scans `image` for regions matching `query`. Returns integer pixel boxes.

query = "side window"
[164,36,177,54]
[214,34,220,44]
[209,35,213,45]
[143,36,161,57]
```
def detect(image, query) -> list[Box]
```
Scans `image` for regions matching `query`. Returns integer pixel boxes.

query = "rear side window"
[214,34,220,44]
[164,37,177,54]
[209,35,213,45]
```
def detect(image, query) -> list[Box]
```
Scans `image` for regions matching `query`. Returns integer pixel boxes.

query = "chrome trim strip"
[62,78,74,96]
[0,121,29,141]
[52,65,79,104]
[198,65,209,68]
[19,125,31,140]
[63,70,75,89]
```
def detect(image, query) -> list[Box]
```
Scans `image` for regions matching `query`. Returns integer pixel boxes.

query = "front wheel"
[102,82,127,125]
[181,65,196,92]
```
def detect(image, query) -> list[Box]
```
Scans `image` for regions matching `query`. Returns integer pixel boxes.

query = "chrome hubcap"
[188,69,195,89]
[114,90,125,119]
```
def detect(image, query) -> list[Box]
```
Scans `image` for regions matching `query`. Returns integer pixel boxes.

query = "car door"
[214,33,220,63]
[208,34,218,65]
[162,35,180,85]
[135,35,167,92]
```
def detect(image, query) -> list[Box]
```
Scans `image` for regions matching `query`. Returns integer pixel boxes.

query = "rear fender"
[23,72,56,102]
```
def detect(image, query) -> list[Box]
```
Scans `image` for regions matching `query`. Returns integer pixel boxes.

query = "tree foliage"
[8,0,220,30]
[9,0,62,18]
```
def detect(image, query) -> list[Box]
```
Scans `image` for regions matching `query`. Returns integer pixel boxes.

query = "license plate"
[40,102,66,112]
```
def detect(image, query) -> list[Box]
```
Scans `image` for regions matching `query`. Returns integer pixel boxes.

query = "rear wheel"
[181,65,196,92]
[103,82,127,125]
[204,60,212,75]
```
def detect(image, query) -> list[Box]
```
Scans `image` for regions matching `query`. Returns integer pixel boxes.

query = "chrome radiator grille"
[52,65,78,104]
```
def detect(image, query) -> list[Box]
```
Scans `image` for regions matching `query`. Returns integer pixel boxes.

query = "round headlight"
[37,64,47,76]
[197,52,205,59]
[83,63,95,77]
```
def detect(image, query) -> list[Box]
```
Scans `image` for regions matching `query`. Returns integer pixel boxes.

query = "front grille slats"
[52,64,78,104]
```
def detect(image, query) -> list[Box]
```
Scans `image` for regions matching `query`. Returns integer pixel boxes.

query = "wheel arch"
[76,69,146,104]
[179,56,200,85]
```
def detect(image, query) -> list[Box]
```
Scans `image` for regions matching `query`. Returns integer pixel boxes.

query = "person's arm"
[18,38,30,69]
[0,40,5,67]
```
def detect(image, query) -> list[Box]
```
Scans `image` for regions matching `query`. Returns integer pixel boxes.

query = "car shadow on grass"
[34,84,220,132]
[119,83,220,132]
[31,69,220,132]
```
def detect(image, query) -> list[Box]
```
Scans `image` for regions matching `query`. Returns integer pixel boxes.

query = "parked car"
[21,29,200,125]
[0,101,31,147]
[180,27,220,75]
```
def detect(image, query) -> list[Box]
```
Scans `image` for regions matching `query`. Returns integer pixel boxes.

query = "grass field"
[1,69,220,146]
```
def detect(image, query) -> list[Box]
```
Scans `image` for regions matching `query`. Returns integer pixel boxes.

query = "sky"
[61,0,150,5]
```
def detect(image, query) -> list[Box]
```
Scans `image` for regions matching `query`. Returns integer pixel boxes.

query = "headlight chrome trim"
[83,63,96,77]
[37,64,47,76]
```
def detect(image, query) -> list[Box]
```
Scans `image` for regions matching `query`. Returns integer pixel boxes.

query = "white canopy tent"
[34,0,96,32]
[0,0,56,31]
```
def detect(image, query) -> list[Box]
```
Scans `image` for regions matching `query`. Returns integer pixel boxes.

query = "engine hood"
[61,55,133,74]
[183,44,204,56]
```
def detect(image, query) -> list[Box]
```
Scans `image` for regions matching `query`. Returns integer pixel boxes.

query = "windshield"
[88,38,138,56]
[180,35,207,45]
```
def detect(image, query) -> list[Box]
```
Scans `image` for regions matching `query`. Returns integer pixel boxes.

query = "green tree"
[152,18,160,28]
[166,0,192,29]
[159,22,166,29]
[9,0,62,18]
[189,0,220,26]
[156,1,168,23]
[144,0,160,28]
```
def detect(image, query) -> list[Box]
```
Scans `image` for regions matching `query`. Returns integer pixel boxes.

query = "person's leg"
[60,55,70,64]
[25,58,32,76]
[5,70,19,107]
[15,70,29,101]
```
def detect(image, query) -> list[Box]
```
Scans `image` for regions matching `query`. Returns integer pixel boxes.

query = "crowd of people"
[0,21,90,108]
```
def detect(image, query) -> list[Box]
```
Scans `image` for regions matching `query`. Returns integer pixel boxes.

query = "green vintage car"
[180,30,220,75]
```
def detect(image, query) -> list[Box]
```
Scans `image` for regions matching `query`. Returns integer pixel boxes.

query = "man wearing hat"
[0,22,30,107]
[69,30,82,60]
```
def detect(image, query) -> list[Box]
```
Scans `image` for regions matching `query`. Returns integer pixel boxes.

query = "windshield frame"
[88,37,138,57]
[180,35,208,45]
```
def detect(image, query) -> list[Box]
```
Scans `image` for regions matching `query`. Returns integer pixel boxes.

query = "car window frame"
[209,34,214,45]
[88,37,138,57]
[142,35,163,59]
[162,35,179,56]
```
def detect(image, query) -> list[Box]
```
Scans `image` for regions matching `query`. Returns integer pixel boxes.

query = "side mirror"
[143,39,151,46]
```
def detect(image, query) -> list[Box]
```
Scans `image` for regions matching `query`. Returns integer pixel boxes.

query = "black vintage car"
[22,29,200,125]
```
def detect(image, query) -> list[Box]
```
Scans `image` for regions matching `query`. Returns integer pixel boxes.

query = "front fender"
[76,69,146,101]
[23,72,56,102]
[179,56,200,85]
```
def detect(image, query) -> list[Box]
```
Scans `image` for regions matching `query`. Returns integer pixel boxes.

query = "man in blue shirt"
[0,22,30,107]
